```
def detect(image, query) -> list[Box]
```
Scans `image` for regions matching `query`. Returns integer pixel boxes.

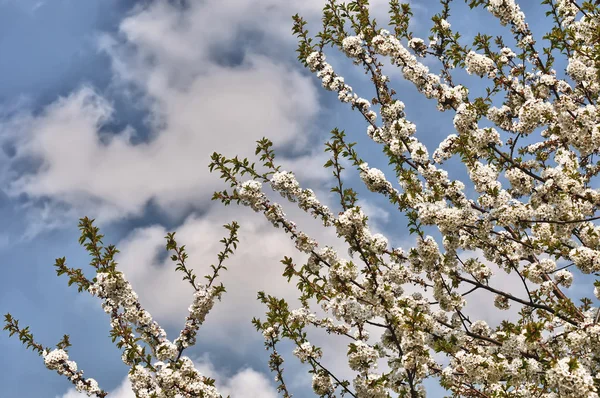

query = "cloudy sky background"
[0,1,589,397]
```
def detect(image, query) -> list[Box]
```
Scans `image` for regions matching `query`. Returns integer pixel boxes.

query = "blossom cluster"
[8,1,600,397]
[465,51,497,77]
[220,1,600,396]
[43,349,102,397]
[87,268,223,397]
[5,219,242,398]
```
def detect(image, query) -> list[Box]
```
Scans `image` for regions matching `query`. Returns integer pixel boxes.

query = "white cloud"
[1,0,337,238]
[218,368,279,398]
[0,0,429,241]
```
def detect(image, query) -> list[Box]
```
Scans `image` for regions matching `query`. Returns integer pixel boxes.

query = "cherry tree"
[5,0,600,397]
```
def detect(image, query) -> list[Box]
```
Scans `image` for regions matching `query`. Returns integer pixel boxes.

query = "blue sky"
[0,1,590,397]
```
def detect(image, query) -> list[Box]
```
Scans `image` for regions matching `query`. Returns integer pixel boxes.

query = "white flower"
[155,341,178,361]
[348,341,379,371]
[554,269,573,288]
[570,247,600,274]
[293,342,321,363]
[370,233,389,254]
[312,371,334,395]
[494,294,510,310]
[465,51,496,77]
[359,163,392,193]
[471,320,491,337]
[43,349,68,367]
[342,36,364,58]
[487,0,527,32]
[547,357,598,397]
[408,38,427,54]
[236,180,265,211]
